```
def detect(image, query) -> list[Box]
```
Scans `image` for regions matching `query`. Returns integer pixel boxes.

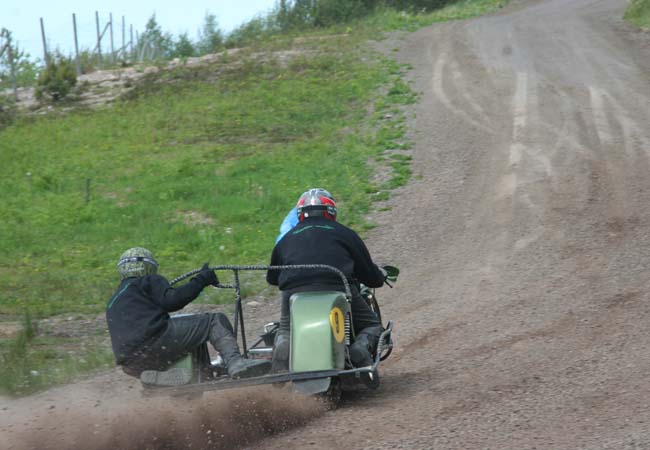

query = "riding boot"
[349,326,383,367]
[271,329,290,373]
[214,335,271,379]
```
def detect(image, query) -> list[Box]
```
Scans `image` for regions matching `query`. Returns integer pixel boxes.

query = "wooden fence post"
[130,25,134,62]
[109,13,115,64]
[136,30,141,62]
[9,49,18,100]
[72,13,81,75]
[95,11,102,67]
[39,17,50,65]
[121,16,125,61]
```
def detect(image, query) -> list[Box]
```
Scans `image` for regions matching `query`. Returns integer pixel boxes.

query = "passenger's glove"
[194,263,219,287]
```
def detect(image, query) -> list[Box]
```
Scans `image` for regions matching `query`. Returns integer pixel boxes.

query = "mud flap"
[292,377,332,395]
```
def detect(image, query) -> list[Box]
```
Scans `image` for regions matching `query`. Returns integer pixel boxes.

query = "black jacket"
[105,274,204,365]
[266,216,385,293]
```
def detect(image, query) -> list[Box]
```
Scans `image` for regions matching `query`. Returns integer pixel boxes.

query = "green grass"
[0,0,510,395]
[625,0,650,29]
[354,0,510,33]
[0,312,114,395]
[0,333,114,395]
[0,49,407,317]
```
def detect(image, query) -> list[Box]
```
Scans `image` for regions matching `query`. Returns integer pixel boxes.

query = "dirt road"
[250,0,650,448]
[3,0,650,449]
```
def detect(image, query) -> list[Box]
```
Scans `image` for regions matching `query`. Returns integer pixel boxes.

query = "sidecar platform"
[145,365,378,395]
[143,321,393,397]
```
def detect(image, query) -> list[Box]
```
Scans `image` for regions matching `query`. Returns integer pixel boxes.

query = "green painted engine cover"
[290,291,350,372]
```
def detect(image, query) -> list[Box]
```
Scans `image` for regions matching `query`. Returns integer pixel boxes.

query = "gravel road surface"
[250,0,650,448]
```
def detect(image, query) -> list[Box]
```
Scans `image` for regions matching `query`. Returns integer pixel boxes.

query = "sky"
[2,0,279,61]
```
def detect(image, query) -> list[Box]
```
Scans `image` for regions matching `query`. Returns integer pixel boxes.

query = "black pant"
[123,313,233,375]
[279,285,382,336]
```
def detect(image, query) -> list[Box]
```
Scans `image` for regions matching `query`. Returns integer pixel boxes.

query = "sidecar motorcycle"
[140,264,398,401]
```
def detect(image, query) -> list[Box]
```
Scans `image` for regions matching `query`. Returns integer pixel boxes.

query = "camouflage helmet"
[117,247,158,279]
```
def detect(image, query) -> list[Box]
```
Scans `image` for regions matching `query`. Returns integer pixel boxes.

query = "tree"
[312,0,370,26]
[289,0,316,27]
[173,32,196,58]
[270,0,377,29]
[197,13,223,55]
[276,0,292,31]
[0,28,39,90]
[138,15,173,60]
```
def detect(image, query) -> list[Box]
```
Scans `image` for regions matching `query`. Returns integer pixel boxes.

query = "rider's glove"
[194,263,219,287]
[379,266,388,280]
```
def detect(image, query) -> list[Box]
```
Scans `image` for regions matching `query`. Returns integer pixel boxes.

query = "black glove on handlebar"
[193,263,219,287]
[378,265,394,287]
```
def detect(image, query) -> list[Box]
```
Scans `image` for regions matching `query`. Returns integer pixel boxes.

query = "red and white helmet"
[296,188,337,221]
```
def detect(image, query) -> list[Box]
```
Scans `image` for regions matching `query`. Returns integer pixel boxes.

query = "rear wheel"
[321,377,342,407]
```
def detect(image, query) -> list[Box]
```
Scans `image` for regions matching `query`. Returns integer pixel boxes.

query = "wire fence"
[0,12,164,92]
[39,12,140,73]
[0,11,185,99]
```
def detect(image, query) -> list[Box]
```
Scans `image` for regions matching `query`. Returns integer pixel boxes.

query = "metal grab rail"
[170,264,352,299]
[170,264,353,357]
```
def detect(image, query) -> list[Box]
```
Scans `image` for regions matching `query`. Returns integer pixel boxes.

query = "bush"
[0,94,17,128]
[35,55,77,102]
[226,16,274,48]
[75,50,102,74]
[312,0,373,26]
[625,0,650,29]
[397,0,479,12]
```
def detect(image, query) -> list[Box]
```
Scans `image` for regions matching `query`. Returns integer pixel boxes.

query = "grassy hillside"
[0,46,411,317]
[0,0,509,395]
[625,0,650,29]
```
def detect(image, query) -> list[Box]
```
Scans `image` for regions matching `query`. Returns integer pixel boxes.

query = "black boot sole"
[229,360,272,379]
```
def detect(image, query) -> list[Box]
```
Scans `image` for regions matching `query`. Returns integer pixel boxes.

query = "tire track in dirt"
[248,0,650,448]
[432,49,495,135]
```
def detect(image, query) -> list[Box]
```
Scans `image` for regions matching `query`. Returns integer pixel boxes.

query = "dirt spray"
[4,387,326,450]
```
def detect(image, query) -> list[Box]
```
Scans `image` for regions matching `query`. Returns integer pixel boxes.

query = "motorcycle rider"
[266,188,387,371]
[106,247,270,384]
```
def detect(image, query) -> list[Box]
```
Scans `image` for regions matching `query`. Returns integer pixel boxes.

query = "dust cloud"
[4,387,326,450]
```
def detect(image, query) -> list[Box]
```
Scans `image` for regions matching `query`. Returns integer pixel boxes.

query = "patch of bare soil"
[0,321,23,339]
